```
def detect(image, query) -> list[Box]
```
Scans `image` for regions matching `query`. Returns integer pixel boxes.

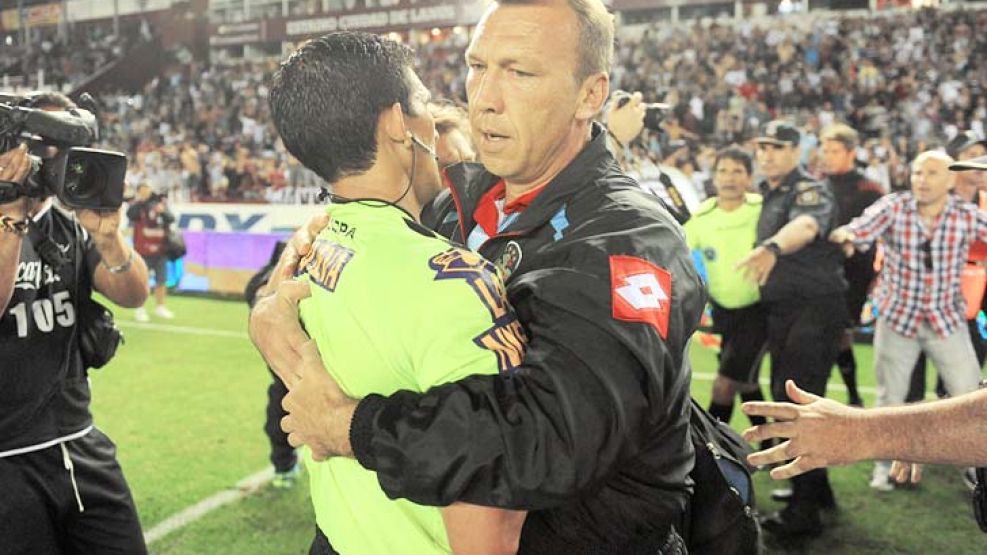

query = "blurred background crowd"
[4,2,982,205]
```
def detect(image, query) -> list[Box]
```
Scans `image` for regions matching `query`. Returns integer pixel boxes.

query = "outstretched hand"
[742,380,865,480]
[735,246,777,286]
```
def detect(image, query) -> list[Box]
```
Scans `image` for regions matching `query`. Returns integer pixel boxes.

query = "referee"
[684,148,768,431]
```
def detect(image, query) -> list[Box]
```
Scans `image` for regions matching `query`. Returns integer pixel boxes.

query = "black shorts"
[143,254,168,284]
[0,428,146,555]
[711,301,768,384]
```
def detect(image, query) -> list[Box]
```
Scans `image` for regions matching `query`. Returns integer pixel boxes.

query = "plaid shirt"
[846,192,987,338]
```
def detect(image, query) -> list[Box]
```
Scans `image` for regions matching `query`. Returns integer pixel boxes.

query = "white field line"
[117,320,249,339]
[144,467,274,545]
[690,371,884,396]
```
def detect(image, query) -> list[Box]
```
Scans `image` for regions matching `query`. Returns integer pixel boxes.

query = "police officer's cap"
[950,154,987,172]
[945,130,987,160]
[755,120,800,146]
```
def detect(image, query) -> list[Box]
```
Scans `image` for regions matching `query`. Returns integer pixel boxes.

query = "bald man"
[830,151,987,490]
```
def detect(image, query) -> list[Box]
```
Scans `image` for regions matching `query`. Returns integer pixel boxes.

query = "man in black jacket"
[250,0,710,552]
[819,123,884,407]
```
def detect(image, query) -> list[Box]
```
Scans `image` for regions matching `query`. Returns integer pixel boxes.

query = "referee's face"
[713,158,750,202]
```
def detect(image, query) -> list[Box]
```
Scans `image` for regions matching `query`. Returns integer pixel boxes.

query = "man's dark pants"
[766,294,847,515]
[265,367,297,472]
[0,428,146,555]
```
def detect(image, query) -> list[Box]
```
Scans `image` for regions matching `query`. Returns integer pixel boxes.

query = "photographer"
[127,183,175,321]
[604,90,695,223]
[0,93,149,554]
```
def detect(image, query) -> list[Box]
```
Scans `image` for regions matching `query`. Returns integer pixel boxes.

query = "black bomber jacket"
[349,124,707,551]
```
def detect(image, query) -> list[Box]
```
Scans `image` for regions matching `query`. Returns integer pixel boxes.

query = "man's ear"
[380,102,411,145]
[575,73,610,122]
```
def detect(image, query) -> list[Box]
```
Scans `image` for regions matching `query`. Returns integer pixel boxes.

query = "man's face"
[465,1,586,186]
[956,143,987,192]
[756,143,800,182]
[911,157,953,205]
[436,127,476,168]
[818,140,855,176]
[713,158,751,202]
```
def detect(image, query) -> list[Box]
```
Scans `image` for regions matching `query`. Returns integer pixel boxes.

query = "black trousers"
[265,367,297,472]
[766,294,847,509]
[0,428,146,555]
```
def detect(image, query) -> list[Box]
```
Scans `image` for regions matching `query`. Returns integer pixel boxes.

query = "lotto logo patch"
[610,255,672,339]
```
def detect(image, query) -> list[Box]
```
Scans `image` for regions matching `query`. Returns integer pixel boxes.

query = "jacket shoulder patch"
[610,255,672,339]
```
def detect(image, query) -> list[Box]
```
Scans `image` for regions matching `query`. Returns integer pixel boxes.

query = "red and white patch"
[610,255,672,339]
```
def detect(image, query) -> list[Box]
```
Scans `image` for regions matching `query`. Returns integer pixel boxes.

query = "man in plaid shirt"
[830,150,987,490]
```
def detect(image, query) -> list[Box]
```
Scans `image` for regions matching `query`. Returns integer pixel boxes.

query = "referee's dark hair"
[714,146,753,175]
[269,31,419,184]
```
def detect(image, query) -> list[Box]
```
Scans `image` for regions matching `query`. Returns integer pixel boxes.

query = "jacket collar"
[445,122,613,239]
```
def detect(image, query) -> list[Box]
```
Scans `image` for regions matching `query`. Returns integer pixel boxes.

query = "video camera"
[0,92,127,210]
[614,90,670,133]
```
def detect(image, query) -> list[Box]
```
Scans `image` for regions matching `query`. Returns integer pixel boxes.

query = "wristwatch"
[761,240,782,257]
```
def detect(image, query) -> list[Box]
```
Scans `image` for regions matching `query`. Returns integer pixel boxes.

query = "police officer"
[737,120,847,538]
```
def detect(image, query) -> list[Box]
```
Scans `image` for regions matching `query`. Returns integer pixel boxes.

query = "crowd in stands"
[613,6,986,194]
[98,59,310,204]
[10,5,980,204]
[1,19,152,91]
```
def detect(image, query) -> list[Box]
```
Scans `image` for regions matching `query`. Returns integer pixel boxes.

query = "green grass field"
[88,295,987,554]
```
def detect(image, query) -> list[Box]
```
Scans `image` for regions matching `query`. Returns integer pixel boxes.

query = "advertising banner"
[169,202,321,234]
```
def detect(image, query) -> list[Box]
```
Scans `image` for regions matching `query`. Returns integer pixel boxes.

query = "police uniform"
[756,123,847,537]
[0,203,146,554]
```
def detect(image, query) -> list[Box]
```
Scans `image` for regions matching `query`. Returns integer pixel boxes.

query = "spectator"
[244,240,299,489]
[127,184,176,322]
[818,123,885,407]
[830,150,987,491]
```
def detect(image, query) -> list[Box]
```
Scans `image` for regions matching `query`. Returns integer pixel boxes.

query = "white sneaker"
[155,305,175,319]
[870,463,894,491]
[135,307,150,323]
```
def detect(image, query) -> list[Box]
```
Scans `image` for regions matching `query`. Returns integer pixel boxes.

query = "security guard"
[737,120,847,539]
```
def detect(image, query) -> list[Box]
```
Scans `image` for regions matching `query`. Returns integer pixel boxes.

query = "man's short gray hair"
[497,0,614,84]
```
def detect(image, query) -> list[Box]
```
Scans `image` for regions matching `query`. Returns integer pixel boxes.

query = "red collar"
[473,181,547,237]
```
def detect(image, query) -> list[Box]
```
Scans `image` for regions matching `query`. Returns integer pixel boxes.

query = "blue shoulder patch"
[550,206,569,241]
